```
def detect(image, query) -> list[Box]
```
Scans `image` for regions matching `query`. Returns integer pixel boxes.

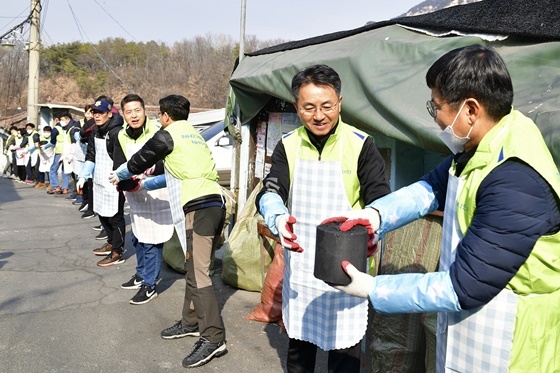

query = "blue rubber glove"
[143,174,167,191]
[78,160,95,180]
[41,142,54,150]
[258,192,289,236]
[73,131,81,142]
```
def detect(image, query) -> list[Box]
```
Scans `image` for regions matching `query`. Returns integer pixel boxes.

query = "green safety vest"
[282,118,369,209]
[455,110,560,372]
[163,120,220,205]
[54,125,65,154]
[117,118,160,158]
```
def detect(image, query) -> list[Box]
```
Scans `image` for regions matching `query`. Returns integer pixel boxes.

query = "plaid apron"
[283,140,368,351]
[71,141,87,176]
[124,143,173,245]
[93,136,119,217]
[38,146,55,172]
[164,169,187,256]
[436,168,517,373]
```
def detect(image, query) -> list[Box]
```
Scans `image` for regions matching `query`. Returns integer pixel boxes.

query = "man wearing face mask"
[326,45,560,372]
[47,112,79,194]
[36,126,55,188]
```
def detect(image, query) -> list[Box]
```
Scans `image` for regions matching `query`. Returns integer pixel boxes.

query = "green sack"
[162,229,186,274]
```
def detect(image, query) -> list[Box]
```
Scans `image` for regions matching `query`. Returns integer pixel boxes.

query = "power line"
[92,0,137,42]
[65,0,132,91]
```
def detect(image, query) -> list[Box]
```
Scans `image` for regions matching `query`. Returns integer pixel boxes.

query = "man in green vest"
[109,94,227,369]
[330,44,560,372]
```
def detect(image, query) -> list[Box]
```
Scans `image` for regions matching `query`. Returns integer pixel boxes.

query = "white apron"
[125,143,173,245]
[164,169,187,256]
[283,140,368,351]
[38,146,55,173]
[62,132,74,174]
[28,146,39,168]
[436,168,517,373]
[71,141,87,176]
[15,137,27,166]
[93,136,119,217]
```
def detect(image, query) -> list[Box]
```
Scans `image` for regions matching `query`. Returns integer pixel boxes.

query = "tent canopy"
[229,0,560,165]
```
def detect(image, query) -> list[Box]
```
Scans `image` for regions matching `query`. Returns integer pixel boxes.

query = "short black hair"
[291,64,342,100]
[43,126,52,132]
[426,44,513,121]
[159,95,190,122]
[121,94,145,110]
[26,123,35,129]
[60,112,72,119]
[9,125,18,132]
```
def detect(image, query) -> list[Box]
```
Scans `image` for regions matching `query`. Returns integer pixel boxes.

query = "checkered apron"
[93,136,119,217]
[283,140,368,351]
[71,141,87,176]
[124,143,173,245]
[62,132,74,174]
[164,169,187,256]
[38,146,55,172]
[436,168,517,373]
[29,146,39,169]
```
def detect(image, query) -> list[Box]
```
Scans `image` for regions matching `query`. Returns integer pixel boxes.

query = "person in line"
[74,105,94,210]
[47,112,78,194]
[35,126,55,189]
[109,94,227,368]
[19,123,40,185]
[3,126,19,179]
[331,44,560,373]
[113,93,173,304]
[256,64,390,372]
[76,98,126,267]
[79,105,97,218]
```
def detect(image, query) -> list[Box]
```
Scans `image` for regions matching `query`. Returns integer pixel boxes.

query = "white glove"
[76,178,86,193]
[334,261,375,299]
[108,171,120,185]
[275,214,302,252]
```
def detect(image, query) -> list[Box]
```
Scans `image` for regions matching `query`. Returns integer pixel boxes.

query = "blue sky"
[1,0,421,46]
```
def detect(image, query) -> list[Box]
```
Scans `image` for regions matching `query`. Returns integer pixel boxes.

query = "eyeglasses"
[426,100,441,119]
[299,101,339,116]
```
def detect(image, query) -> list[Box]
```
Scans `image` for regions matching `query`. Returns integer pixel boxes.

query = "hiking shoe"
[182,337,227,368]
[161,321,200,340]
[92,224,103,231]
[78,202,89,212]
[121,274,143,290]
[65,193,76,200]
[129,285,158,305]
[81,210,96,219]
[72,196,83,205]
[97,251,125,267]
[93,243,113,256]
[95,230,108,240]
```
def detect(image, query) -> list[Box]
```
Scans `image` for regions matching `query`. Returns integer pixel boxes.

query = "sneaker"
[93,242,113,256]
[72,196,83,204]
[97,251,125,267]
[95,230,108,240]
[182,337,227,368]
[129,285,158,305]
[92,224,103,231]
[1,173,7,178]
[161,321,200,340]
[24,179,34,184]
[66,193,77,200]
[121,274,143,290]
[81,210,96,219]
[78,202,89,212]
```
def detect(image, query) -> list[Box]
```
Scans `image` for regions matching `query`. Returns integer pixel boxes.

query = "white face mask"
[44,132,51,139]
[26,129,32,134]
[437,101,473,154]
[59,120,67,127]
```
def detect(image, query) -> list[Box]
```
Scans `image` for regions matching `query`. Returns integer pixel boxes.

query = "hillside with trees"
[0,34,285,117]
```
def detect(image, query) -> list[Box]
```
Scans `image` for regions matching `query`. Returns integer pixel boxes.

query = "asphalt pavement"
[0,177,293,372]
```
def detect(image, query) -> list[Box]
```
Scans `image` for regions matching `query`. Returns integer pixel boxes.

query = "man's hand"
[322,208,380,256]
[108,171,120,185]
[76,178,86,194]
[109,163,133,185]
[275,214,302,252]
[116,178,143,192]
[143,165,156,176]
[334,261,375,299]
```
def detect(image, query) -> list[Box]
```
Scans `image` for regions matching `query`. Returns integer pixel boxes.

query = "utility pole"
[27,0,41,125]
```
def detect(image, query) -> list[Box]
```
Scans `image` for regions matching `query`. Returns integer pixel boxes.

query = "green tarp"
[229,24,560,166]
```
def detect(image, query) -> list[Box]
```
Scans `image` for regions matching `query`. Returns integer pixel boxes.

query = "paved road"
[0,178,293,372]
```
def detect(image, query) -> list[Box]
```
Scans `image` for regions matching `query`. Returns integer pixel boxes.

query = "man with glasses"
[256,64,391,372]
[328,45,560,372]
[77,97,126,267]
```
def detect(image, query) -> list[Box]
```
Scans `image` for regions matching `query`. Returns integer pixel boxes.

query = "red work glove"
[275,214,303,252]
[116,177,143,192]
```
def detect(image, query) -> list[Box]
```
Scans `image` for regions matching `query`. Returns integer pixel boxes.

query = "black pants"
[85,178,93,212]
[99,191,126,253]
[287,338,361,373]
[181,206,226,344]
